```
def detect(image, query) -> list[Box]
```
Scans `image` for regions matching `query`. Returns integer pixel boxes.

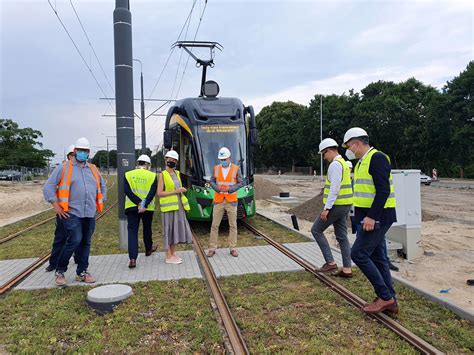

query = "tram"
[163,41,258,221]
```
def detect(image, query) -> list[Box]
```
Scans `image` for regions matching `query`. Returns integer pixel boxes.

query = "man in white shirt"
[311,138,354,277]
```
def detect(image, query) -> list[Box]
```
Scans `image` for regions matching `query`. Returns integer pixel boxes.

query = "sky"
[1,0,473,163]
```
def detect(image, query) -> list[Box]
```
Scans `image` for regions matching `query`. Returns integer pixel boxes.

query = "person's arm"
[367,152,391,221]
[100,174,107,202]
[124,178,142,205]
[209,167,220,192]
[324,161,342,210]
[157,173,185,197]
[43,165,68,218]
[143,175,158,208]
[228,167,244,193]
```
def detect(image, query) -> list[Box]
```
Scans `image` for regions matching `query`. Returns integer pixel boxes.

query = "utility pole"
[106,137,110,175]
[133,58,146,154]
[114,0,135,250]
[320,95,323,180]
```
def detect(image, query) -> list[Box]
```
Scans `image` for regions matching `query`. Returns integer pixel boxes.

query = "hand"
[52,202,69,219]
[219,186,229,193]
[176,187,187,194]
[138,206,146,213]
[320,210,329,221]
[362,217,375,231]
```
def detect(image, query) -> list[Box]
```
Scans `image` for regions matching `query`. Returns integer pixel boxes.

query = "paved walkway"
[9,242,342,290]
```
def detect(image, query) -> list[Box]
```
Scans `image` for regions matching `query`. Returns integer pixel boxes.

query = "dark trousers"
[127,210,154,260]
[351,223,396,301]
[56,215,96,275]
[48,216,79,268]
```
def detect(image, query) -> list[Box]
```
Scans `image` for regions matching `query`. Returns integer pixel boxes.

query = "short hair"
[355,136,369,145]
[137,161,148,166]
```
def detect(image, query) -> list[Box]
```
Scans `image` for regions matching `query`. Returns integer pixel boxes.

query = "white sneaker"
[165,256,183,265]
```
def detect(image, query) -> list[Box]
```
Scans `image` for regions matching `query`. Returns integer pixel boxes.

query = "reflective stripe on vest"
[56,161,103,213]
[353,148,396,208]
[159,170,190,213]
[323,158,354,206]
[124,168,156,211]
[214,164,238,203]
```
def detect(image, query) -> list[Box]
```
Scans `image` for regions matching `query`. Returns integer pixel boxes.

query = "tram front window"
[197,124,247,181]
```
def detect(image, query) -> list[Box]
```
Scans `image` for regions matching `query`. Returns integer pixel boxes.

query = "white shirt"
[221,166,231,179]
[325,155,343,210]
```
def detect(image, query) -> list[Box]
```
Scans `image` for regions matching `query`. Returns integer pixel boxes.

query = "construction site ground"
[1,175,473,312]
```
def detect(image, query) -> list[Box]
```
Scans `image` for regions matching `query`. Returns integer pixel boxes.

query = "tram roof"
[173,97,245,122]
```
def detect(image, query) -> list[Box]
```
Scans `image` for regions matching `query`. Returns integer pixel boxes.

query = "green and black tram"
[163,89,258,221]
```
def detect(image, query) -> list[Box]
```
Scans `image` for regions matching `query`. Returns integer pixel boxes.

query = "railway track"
[0,180,116,246]
[0,200,118,296]
[240,220,443,355]
[192,231,249,355]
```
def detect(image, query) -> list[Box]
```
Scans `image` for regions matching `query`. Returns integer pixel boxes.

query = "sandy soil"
[0,182,50,227]
[255,175,474,313]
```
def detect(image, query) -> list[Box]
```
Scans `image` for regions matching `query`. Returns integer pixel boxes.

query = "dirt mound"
[254,176,282,200]
[288,193,325,222]
[422,210,437,222]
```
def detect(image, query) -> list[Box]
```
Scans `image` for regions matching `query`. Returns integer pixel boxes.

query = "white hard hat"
[318,138,338,154]
[75,137,90,150]
[346,161,353,169]
[137,154,151,164]
[343,127,368,147]
[218,147,231,160]
[66,145,75,155]
[164,150,179,160]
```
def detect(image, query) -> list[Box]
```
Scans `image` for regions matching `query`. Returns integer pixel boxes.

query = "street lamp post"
[133,58,146,154]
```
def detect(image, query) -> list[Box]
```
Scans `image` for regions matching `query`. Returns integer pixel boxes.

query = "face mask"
[221,161,230,167]
[345,149,356,160]
[166,161,176,169]
[76,151,89,162]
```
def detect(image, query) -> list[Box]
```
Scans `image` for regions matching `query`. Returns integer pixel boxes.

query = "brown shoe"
[333,269,353,278]
[230,249,238,257]
[373,297,399,315]
[362,297,396,313]
[128,259,136,268]
[317,262,337,273]
[207,249,216,257]
[145,245,158,256]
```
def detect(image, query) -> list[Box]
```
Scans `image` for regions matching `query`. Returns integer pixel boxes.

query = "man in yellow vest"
[343,127,398,314]
[124,155,158,268]
[207,147,243,258]
[312,138,354,277]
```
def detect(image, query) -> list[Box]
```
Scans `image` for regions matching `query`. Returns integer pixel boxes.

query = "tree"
[255,101,307,170]
[0,119,54,168]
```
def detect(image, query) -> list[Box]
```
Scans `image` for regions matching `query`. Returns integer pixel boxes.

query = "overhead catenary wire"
[47,0,115,114]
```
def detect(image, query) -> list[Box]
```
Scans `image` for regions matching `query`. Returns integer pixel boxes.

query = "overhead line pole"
[320,95,323,181]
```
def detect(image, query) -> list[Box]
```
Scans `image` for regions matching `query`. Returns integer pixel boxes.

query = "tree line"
[254,61,474,178]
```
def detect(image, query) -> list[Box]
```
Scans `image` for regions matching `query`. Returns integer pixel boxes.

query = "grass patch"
[220,271,474,353]
[0,279,223,353]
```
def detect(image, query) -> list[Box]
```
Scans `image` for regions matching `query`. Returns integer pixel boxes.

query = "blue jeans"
[351,223,396,301]
[48,216,79,268]
[56,215,96,275]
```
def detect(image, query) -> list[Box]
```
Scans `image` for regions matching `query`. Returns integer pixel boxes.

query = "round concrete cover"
[87,284,133,303]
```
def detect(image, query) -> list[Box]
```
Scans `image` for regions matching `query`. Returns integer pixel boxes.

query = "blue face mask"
[221,160,230,167]
[76,151,89,162]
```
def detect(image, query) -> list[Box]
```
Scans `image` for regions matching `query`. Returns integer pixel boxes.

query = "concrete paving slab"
[0,258,38,285]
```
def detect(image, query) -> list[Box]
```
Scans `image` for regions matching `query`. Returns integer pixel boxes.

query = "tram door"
[178,129,194,188]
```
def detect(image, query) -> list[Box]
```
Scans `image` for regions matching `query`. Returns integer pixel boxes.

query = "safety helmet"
[318,138,338,154]
[66,145,75,155]
[137,154,151,164]
[164,150,179,160]
[218,147,231,160]
[346,161,353,169]
[75,137,90,150]
[343,127,368,147]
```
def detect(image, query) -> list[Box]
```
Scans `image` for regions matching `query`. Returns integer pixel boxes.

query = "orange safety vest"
[57,160,104,213]
[213,163,239,203]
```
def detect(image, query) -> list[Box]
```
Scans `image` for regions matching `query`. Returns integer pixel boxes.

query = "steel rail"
[192,232,249,355]
[241,221,443,355]
[0,201,118,296]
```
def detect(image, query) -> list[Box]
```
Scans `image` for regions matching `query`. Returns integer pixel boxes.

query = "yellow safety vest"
[323,157,354,206]
[124,168,156,211]
[159,170,190,213]
[353,148,396,208]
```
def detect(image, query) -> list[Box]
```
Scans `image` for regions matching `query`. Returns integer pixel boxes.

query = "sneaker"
[55,272,66,286]
[165,256,183,265]
[207,249,216,257]
[128,259,136,268]
[75,271,96,283]
[230,249,238,257]
[45,264,55,272]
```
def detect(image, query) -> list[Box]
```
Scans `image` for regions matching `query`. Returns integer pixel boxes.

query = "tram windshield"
[197,124,247,181]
